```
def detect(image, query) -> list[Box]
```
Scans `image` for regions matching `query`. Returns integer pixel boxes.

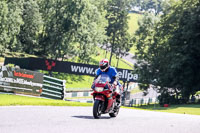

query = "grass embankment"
[91,47,133,69]
[124,104,200,115]
[128,13,143,55]
[0,94,92,106]
[128,13,141,34]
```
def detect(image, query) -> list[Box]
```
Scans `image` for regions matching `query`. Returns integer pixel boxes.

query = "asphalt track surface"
[1,106,200,133]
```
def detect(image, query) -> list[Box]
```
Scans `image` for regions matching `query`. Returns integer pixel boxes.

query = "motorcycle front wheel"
[93,100,103,119]
[109,106,120,117]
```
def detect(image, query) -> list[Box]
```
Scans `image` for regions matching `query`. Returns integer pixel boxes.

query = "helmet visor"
[100,65,107,70]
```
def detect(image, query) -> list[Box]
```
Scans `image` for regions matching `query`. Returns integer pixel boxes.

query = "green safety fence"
[41,75,66,100]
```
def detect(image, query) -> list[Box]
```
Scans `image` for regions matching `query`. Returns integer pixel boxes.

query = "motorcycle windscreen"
[95,74,111,84]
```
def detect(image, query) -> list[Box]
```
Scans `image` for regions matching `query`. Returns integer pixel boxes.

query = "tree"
[157,0,200,101]
[38,0,69,58]
[74,0,107,63]
[0,0,24,55]
[105,0,133,65]
[134,0,200,103]
[38,0,107,62]
[0,1,9,55]
[6,0,24,52]
[17,0,43,54]
[133,12,160,92]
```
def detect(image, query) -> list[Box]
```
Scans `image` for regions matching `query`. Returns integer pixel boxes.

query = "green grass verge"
[0,94,92,106]
[123,104,200,115]
[65,74,93,90]
[49,73,93,90]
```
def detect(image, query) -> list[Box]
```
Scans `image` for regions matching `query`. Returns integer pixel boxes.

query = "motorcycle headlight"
[95,87,104,92]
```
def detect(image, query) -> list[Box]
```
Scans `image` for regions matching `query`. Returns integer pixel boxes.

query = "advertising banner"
[4,57,138,82]
[0,66,43,96]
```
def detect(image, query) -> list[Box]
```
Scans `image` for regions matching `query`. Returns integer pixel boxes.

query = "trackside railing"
[123,98,158,107]
[41,75,66,100]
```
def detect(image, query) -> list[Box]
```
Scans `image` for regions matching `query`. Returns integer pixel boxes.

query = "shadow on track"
[72,115,111,119]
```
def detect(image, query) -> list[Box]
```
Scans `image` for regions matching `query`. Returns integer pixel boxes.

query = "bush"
[158,92,176,106]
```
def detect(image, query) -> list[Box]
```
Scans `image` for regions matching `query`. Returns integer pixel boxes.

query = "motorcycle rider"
[93,59,122,105]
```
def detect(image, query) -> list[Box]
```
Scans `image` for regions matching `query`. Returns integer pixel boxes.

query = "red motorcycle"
[91,74,120,119]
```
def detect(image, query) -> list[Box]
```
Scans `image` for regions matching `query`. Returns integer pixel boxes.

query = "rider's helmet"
[99,59,110,72]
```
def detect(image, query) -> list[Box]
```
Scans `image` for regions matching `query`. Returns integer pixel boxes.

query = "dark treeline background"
[133,0,200,104]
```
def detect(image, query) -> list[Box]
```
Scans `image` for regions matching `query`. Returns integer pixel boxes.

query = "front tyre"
[93,100,103,119]
[109,106,120,117]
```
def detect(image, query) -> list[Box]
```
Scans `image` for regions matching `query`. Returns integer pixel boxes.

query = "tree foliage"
[105,0,133,65]
[0,0,24,55]
[0,0,9,55]
[134,0,200,103]
[17,0,43,54]
[37,0,107,62]
[0,0,107,63]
